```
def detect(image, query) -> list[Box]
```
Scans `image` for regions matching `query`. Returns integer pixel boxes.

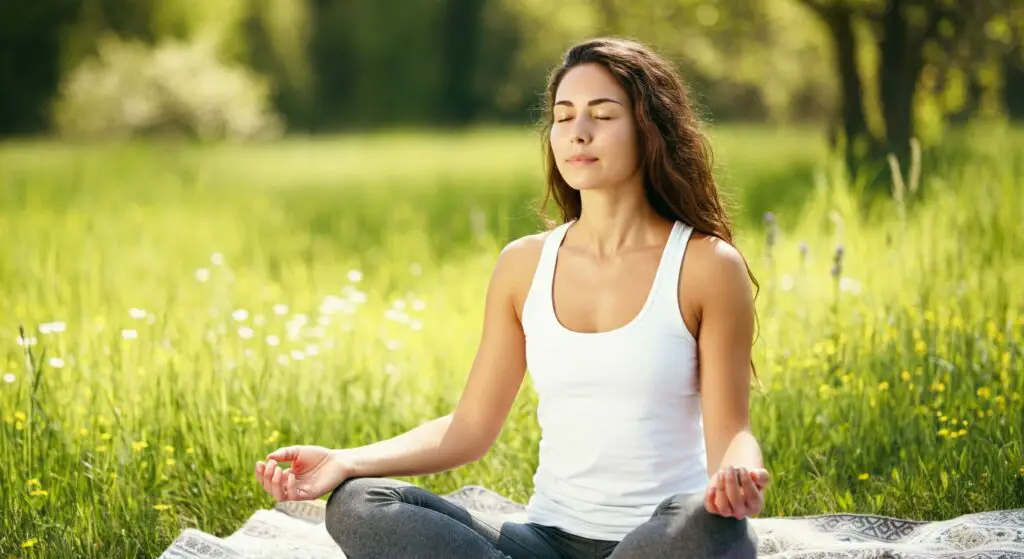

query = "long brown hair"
[538,37,761,378]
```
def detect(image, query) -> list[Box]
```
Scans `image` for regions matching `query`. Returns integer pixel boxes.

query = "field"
[1,125,1022,557]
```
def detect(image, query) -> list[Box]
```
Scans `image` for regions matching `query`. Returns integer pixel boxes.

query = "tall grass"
[0,124,1021,557]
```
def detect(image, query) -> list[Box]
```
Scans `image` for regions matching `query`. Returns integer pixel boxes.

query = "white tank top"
[520,219,707,541]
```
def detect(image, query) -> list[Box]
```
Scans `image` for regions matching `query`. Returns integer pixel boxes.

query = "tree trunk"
[439,0,486,124]
[1005,46,1024,121]
[878,0,924,174]
[823,6,872,173]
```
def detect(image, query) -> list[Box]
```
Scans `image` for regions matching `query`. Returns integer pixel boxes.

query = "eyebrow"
[553,98,623,108]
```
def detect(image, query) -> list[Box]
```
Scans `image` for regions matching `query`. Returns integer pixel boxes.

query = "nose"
[569,118,592,145]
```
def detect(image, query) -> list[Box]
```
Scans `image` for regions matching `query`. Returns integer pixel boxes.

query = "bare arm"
[337,239,533,479]
[691,238,763,476]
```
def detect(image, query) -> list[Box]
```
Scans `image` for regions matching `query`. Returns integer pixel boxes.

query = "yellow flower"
[163,445,175,454]
[987,409,994,416]
[99,432,112,441]
[30,489,48,497]
[962,420,969,426]
[166,458,176,467]
[977,387,992,399]
[27,479,40,487]
[110,472,117,480]
[79,428,89,437]
[995,395,1006,407]
[957,429,967,437]
[915,340,927,355]
[96,445,109,452]
[14,411,26,422]
[131,440,148,453]
[938,428,950,437]
[153,504,172,512]
[265,430,280,444]
[1019,466,1024,476]
[978,410,986,418]
[931,382,945,393]
[901,370,911,382]
[939,415,947,423]
[857,473,869,480]
[21,538,38,549]
[877,382,889,391]
[186,447,195,455]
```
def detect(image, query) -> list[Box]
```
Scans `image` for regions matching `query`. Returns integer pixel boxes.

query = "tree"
[796,0,1021,183]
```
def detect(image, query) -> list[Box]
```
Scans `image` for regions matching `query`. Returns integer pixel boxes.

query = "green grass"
[1,124,1022,557]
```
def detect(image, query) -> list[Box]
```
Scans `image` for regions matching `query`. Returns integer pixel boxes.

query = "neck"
[571,181,670,258]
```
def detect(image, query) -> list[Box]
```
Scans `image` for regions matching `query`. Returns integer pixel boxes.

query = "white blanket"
[159,485,1024,558]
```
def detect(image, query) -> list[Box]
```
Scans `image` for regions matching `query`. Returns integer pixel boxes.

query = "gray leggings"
[325,477,757,559]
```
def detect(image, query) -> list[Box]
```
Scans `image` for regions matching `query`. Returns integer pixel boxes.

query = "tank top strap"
[650,221,694,314]
[525,221,573,324]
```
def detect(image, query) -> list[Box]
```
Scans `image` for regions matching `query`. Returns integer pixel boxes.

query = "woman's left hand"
[705,466,771,519]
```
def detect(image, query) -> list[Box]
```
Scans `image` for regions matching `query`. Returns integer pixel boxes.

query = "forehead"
[554,63,628,104]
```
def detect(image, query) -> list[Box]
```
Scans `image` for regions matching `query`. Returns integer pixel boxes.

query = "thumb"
[752,469,772,489]
[267,446,299,463]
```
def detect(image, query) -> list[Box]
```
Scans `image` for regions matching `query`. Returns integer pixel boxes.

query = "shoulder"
[682,230,755,312]
[493,230,551,317]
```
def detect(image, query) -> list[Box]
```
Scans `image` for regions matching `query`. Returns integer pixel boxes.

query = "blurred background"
[4,0,1022,152]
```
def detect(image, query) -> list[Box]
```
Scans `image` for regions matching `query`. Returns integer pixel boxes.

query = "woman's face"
[550,63,641,192]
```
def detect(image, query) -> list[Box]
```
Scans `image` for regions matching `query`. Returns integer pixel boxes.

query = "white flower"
[384,339,401,351]
[317,315,331,327]
[410,320,423,331]
[276,355,289,366]
[392,299,406,310]
[3,373,15,383]
[385,309,409,324]
[121,329,138,340]
[305,344,320,357]
[129,308,147,320]
[347,290,368,305]
[347,269,363,283]
[266,335,280,347]
[211,252,225,266]
[409,263,422,276]
[39,322,66,335]
[17,336,37,347]
[49,357,65,369]
[273,304,289,316]
[411,299,426,312]
[238,327,254,339]
[195,268,211,282]
[232,309,249,322]
[290,350,305,361]
[839,277,862,295]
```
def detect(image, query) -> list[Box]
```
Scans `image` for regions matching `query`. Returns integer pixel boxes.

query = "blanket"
[159,485,1024,558]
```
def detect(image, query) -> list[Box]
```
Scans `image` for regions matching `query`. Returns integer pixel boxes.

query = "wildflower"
[273,304,289,316]
[195,267,211,282]
[3,372,15,383]
[186,447,195,455]
[232,309,249,322]
[977,387,992,399]
[99,432,112,441]
[39,321,66,334]
[21,538,38,549]
[290,350,305,361]
[957,429,967,437]
[48,357,65,369]
[121,329,138,340]
[265,430,280,444]
[211,252,225,266]
[901,370,911,382]
[166,458,176,467]
[930,382,945,393]
[276,355,289,366]
[266,335,280,347]
[347,269,363,283]
[238,327,254,339]
[14,411,26,422]
[30,489,48,497]
[410,320,424,331]
[153,504,171,511]
[163,445,174,454]
[857,473,869,481]
[939,415,947,423]
[914,340,927,355]
[877,382,889,391]
[410,263,423,276]
[129,308,147,319]
[79,428,89,437]
[96,445,109,452]
[938,428,950,437]
[131,440,148,453]
[17,335,38,347]
[27,479,40,487]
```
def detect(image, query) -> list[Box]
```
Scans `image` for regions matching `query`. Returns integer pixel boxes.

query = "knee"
[324,478,393,549]
[658,494,757,558]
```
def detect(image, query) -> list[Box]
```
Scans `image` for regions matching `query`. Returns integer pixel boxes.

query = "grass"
[1,123,1022,557]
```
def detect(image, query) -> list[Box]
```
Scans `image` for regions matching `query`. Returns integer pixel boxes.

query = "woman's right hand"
[255,445,353,502]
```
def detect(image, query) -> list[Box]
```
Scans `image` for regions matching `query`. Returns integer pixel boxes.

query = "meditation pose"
[255,37,771,558]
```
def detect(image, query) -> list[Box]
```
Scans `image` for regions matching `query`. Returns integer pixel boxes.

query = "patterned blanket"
[159,485,1024,558]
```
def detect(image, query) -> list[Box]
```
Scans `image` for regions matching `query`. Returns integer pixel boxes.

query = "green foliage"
[0,126,1021,555]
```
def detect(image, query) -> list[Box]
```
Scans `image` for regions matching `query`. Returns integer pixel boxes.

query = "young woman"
[255,37,770,559]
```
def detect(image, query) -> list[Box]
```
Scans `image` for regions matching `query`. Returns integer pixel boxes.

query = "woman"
[255,37,771,558]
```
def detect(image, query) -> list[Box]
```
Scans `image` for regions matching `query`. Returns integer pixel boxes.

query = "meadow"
[1,124,1022,557]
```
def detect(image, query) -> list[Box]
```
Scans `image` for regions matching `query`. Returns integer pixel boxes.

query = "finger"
[270,465,285,501]
[267,446,298,463]
[715,473,733,517]
[262,460,278,494]
[724,467,744,518]
[753,469,772,490]
[255,461,265,479]
[286,470,297,501]
[704,486,719,514]
[740,468,761,511]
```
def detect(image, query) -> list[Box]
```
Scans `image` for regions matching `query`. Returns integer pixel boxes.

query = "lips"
[567,155,598,164]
